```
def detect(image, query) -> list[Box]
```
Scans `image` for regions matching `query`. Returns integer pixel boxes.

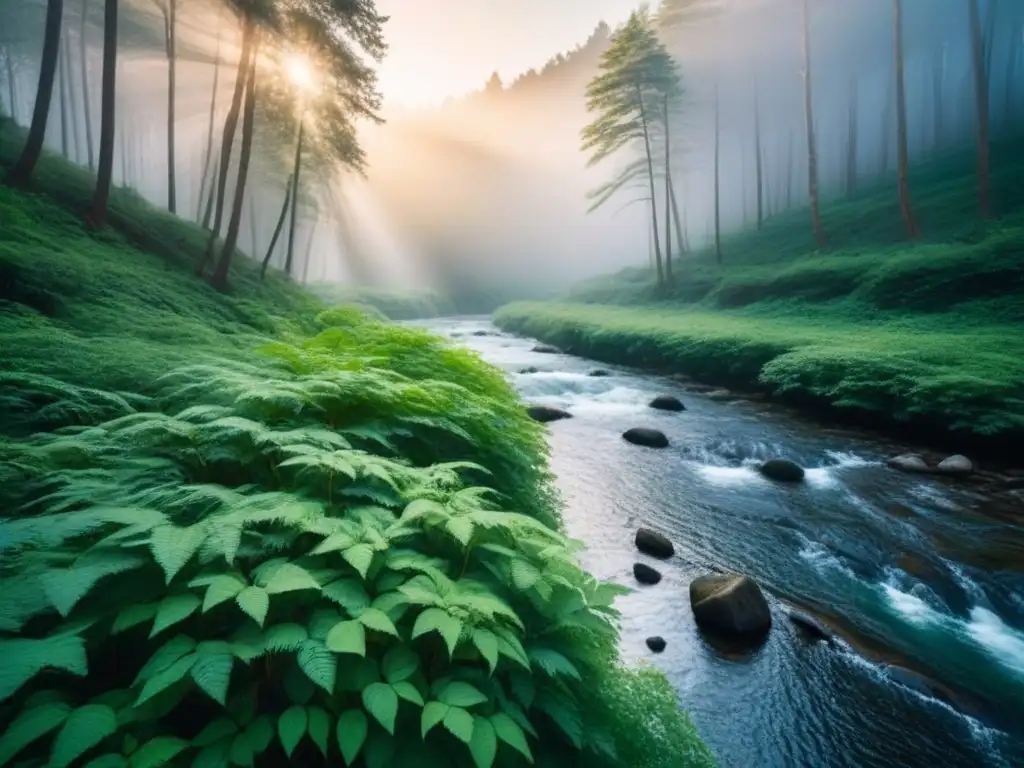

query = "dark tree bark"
[637,90,663,285]
[7,0,64,185]
[164,0,177,214]
[196,24,222,221]
[200,149,219,229]
[64,34,82,162]
[801,0,825,248]
[199,19,254,276]
[713,81,721,264]
[846,77,858,197]
[968,0,992,219]
[300,219,318,283]
[86,0,118,229]
[662,95,673,283]
[754,81,763,229]
[4,49,17,122]
[79,0,94,170]
[58,42,70,158]
[667,169,686,256]
[261,173,293,279]
[893,0,919,238]
[210,32,259,292]
[248,194,258,254]
[880,78,894,173]
[284,118,305,276]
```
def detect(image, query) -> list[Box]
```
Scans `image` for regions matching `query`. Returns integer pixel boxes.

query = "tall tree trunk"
[301,219,317,283]
[968,0,992,219]
[754,82,763,229]
[880,78,894,173]
[118,117,127,183]
[58,42,70,158]
[86,0,117,228]
[931,44,944,150]
[4,49,17,122]
[196,23,222,220]
[248,194,258,255]
[200,149,219,229]
[668,169,686,256]
[713,82,721,264]
[663,96,673,283]
[785,131,794,209]
[1004,22,1021,126]
[165,0,176,214]
[7,0,64,185]
[211,32,259,291]
[261,173,293,279]
[894,0,919,238]
[64,35,82,162]
[846,77,858,197]
[199,18,254,275]
[285,119,305,276]
[801,0,825,248]
[79,0,94,170]
[636,87,663,285]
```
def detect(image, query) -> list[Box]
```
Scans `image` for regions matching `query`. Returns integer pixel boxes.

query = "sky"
[373,0,641,107]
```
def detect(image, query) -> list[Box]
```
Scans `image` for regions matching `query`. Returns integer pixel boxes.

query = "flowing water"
[417,317,1024,768]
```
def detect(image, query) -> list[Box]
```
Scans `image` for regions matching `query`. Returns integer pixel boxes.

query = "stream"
[417,316,1024,768]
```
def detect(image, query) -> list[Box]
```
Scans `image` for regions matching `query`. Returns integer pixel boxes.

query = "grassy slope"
[306,283,458,321]
[496,138,1024,448]
[0,125,713,766]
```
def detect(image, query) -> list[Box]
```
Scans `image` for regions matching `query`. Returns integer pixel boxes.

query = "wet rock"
[526,405,571,424]
[936,454,973,477]
[633,563,662,585]
[635,528,674,559]
[786,609,833,644]
[758,458,805,483]
[689,573,772,642]
[532,344,560,354]
[887,453,932,474]
[705,388,737,401]
[646,636,667,653]
[623,427,669,448]
[471,330,492,337]
[518,366,540,374]
[649,394,686,412]
[588,369,611,377]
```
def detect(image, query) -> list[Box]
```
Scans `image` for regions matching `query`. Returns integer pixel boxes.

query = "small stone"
[936,454,973,476]
[623,427,669,448]
[526,405,571,423]
[758,459,805,483]
[649,395,686,412]
[635,528,674,559]
[888,454,931,474]
[588,369,611,377]
[532,344,560,354]
[633,563,662,585]
[646,636,666,653]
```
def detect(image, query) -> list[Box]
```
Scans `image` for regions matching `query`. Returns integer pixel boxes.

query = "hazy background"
[2,0,1020,304]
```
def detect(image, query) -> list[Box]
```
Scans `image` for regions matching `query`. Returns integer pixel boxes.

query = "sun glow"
[284,53,314,91]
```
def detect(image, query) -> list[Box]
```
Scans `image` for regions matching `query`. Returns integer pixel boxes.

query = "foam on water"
[967,607,1024,679]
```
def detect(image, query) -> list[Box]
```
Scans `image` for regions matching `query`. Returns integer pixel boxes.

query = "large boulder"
[526,405,572,424]
[532,344,560,354]
[936,454,973,476]
[758,459,805,483]
[635,528,674,559]
[646,636,667,653]
[649,394,686,412]
[887,454,931,474]
[623,427,669,448]
[633,563,662,585]
[786,609,833,644]
[689,573,772,642]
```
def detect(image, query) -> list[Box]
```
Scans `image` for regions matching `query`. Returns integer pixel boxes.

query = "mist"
[2,0,1020,300]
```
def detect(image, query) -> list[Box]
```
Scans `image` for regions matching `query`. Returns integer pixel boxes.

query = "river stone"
[936,454,973,476]
[758,458,805,483]
[635,528,674,559]
[588,369,611,377]
[786,609,833,644]
[518,366,540,374]
[887,453,931,473]
[532,344,560,354]
[526,405,572,424]
[649,394,686,412]
[689,573,772,641]
[646,636,667,653]
[705,388,736,401]
[472,330,493,337]
[623,427,669,448]
[633,563,662,585]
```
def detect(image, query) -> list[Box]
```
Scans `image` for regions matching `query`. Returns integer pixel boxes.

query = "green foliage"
[306,284,458,321]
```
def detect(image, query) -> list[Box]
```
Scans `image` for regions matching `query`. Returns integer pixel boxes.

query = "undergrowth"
[306,284,457,321]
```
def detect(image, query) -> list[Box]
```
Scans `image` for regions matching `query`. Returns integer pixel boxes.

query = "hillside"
[495,137,1024,450]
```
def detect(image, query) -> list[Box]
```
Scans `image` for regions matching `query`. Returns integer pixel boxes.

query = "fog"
[2,0,1021,299]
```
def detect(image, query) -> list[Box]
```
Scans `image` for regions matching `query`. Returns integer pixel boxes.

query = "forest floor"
[494,137,1024,451]
[0,119,713,768]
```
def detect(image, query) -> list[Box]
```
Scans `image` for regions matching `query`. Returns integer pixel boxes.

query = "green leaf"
[128,737,188,768]
[420,702,448,740]
[134,636,195,685]
[343,544,375,579]
[440,681,488,708]
[442,706,474,744]
[191,741,230,768]
[510,560,541,591]
[528,648,581,680]
[135,654,196,706]
[310,531,356,556]
[411,608,463,658]
[335,709,368,767]
[283,662,316,705]
[358,608,398,637]
[150,524,207,583]
[229,733,253,767]
[305,706,330,758]
[0,634,88,701]
[469,717,497,768]
[263,623,308,652]
[192,719,237,747]
[189,651,233,705]
[0,701,71,767]
[325,620,365,656]
[298,640,337,693]
[446,517,474,546]
[381,646,419,684]
[471,629,499,675]
[111,603,158,635]
[491,713,533,762]
[150,594,201,638]
[392,681,424,707]
[41,554,146,617]
[50,704,118,768]
[81,756,127,768]
[277,706,307,758]
[361,682,398,735]
[235,586,269,627]
[321,578,371,614]
[243,715,274,755]
[200,575,246,612]
[536,696,582,748]
[263,563,321,595]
